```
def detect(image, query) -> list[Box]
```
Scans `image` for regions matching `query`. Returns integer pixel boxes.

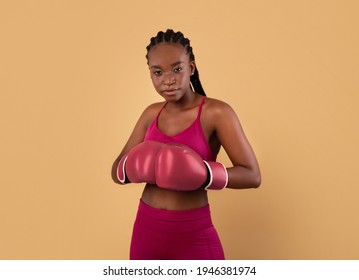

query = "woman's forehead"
[147,43,189,65]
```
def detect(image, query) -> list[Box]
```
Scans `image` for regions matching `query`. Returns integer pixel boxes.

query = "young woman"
[111,29,261,260]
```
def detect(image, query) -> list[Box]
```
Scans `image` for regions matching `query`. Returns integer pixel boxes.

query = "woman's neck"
[166,91,202,111]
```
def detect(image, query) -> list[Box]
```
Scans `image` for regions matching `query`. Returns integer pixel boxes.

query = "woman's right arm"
[111,104,159,184]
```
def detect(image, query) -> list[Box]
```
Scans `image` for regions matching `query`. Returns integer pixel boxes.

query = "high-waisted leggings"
[130,199,225,260]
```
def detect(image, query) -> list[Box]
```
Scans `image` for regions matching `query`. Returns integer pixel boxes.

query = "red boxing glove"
[116,153,129,184]
[155,143,208,191]
[202,161,228,190]
[117,141,228,190]
[155,143,228,191]
[117,141,164,184]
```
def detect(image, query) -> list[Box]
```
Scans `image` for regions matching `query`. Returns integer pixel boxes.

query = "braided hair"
[146,29,206,96]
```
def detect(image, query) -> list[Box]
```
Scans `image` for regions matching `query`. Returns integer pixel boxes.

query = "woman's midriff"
[141,184,209,210]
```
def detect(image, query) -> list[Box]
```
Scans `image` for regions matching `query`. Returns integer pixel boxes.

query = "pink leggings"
[130,199,225,260]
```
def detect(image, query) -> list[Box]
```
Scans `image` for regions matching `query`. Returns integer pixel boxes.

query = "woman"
[112,29,261,260]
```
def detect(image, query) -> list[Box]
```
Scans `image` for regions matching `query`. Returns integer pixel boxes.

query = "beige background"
[1,0,358,259]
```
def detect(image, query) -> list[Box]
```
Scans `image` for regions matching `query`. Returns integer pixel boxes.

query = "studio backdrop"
[1,0,358,259]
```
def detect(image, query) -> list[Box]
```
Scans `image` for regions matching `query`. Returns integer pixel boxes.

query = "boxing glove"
[202,161,228,190]
[116,153,129,184]
[117,141,164,184]
[155,143,228,191]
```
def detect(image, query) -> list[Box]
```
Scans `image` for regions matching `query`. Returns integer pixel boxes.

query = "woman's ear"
[190,61,196,75]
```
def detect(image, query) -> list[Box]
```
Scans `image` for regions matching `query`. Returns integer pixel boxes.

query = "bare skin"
[112,43,261,210]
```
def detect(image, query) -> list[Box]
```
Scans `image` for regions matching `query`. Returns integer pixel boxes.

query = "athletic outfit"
[129,96,225,260]
[144,96,216,161]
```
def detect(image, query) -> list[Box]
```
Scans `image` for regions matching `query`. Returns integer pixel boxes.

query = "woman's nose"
[163,74,176,86]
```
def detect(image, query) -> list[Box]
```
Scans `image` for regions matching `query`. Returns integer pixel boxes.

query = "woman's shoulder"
[138,101,166,124]
[143,101,166,113]
[140,101,165,116]
[202,96,241,129]
[204,97,235,116]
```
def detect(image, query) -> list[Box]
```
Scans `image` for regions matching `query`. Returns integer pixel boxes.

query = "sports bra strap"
[157,96,206,120]
[156,102,167,119]
[197,96,206,118]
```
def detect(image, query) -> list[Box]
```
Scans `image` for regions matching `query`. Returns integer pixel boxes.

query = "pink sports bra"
[144,97,217,161]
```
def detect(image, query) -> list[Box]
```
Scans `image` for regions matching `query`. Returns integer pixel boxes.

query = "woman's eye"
[153,71,162,76]
[174,67,182,73]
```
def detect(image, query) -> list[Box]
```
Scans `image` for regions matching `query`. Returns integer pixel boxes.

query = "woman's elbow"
[252,173,261,188]
[248,169,261,188]
[239,166,261,189]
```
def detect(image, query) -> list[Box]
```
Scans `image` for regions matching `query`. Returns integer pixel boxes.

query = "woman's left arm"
[213,101,261,189]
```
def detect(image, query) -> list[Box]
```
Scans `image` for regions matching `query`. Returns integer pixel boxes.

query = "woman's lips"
[162,89,179,96]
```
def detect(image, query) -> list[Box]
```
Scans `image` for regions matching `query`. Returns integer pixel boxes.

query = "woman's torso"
[141,95,220,210]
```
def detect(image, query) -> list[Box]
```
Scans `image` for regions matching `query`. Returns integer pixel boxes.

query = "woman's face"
[147,43,195,101]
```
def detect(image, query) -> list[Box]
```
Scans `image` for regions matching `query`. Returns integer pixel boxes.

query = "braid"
[146,29,206,96]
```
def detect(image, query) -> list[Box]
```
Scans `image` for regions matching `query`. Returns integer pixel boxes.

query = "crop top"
[144,96,217,161]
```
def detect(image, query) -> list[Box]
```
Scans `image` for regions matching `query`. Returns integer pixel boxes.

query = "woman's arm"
[111,103,160,184]
[212,100,261,189]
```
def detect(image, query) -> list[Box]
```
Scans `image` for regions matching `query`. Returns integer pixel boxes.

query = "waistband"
[136,199,213,233]
[138,199,211,222]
